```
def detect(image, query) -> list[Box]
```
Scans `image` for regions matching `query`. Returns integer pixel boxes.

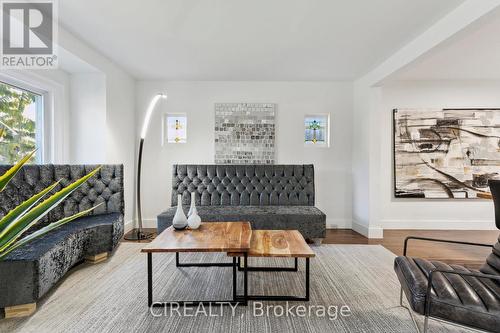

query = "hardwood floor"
[325,229,499,268]
[123,228,499,268]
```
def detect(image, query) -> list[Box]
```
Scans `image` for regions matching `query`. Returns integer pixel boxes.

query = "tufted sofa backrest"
[0,164,124,234]
[172,164,315,206]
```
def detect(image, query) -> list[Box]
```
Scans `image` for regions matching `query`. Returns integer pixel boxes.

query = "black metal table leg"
[305,257,310,301]
[147,252,153,307]
[147,252,247,307]
[243,252,248,306]
[235,257,311,302]
[233,257,237,301]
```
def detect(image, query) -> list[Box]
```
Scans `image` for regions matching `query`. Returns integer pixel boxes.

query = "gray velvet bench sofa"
[157,164,326,242]
[0,164,124,319]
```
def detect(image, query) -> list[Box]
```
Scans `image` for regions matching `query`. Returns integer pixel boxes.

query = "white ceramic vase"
[187,207,201,230]
[187,192,196,217]
[187,192,201,229]
[172,194,188,230]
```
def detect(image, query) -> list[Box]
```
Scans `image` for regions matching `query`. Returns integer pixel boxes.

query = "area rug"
[0,244,471,333]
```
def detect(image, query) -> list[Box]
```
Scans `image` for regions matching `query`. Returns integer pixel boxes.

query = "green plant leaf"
[0,204,102,260]
[0,150,35,191]
[0,181,60,234]
[0,166,101,253]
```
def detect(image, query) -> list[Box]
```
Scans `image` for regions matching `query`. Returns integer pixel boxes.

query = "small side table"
[141,222,252,307]
[229,229,315,302]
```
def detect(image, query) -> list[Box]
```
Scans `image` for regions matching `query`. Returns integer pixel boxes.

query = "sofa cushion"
[394,256,500,332]
[0,213,122,309]
[157,206,326,240]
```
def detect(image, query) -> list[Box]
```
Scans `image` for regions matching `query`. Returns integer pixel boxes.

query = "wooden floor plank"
[324,229,499,268]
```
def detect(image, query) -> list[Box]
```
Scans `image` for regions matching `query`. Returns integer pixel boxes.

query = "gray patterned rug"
[1,243,472,333]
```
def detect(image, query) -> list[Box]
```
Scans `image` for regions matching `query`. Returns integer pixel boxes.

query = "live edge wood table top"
[228,230,315,258]
[141,222,252,253]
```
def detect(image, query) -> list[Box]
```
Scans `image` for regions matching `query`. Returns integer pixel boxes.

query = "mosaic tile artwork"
[214,103,275,164]
[394,108,500,199]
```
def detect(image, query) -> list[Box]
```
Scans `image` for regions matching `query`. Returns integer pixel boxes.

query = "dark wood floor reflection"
[325,229,499,268]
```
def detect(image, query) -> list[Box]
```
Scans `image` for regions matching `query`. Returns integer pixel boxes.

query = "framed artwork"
[304,114,330,147]
[164,114,187,144]
[393,108,500,199]
[214,103,275,164]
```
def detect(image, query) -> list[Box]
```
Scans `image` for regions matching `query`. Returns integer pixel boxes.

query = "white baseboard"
[326,218,352,229]
[382,219,497,230]
[124,219,157,232]
[352,220,384,239]
[142,218,157,228]
[124,220,135,233]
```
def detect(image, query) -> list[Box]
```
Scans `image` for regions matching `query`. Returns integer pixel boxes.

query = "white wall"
[69,73,106,163]
[376,80,498,230]
[352,84,385,238]
[136,81,353,229]
[57,28,137,225]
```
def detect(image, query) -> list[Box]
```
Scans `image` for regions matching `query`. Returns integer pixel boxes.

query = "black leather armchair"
[394,180,500,333]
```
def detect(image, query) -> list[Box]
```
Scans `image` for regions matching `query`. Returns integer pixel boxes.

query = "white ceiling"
[391,7,500,80]
[58,0,464,80]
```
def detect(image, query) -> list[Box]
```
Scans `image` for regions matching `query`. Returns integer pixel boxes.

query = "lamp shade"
[140,93,167,139]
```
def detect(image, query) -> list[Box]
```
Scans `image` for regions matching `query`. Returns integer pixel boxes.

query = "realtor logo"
[1,0,58,68]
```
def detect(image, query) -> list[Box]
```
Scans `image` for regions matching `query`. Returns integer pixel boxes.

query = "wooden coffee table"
[141,222,252,307]
[228,230,315,302]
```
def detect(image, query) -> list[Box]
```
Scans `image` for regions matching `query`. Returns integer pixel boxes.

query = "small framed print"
[164,114,187,144]
[304,114,330,147]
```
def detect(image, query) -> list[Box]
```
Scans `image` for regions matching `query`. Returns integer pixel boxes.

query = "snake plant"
[0,151,101,260]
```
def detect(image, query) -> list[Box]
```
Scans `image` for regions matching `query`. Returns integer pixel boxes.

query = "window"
[164,113,187,144]
[304,114,330,147]
[0,81,44,164]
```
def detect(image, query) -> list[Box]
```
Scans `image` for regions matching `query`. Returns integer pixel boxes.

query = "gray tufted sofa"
[0,165,124,317]
[157,164,326,241]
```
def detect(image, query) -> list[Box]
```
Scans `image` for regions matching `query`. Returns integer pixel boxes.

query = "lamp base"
[124,229,154,241]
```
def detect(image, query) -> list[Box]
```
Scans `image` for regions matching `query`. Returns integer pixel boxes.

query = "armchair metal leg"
[399,287,422,333]
[423,316,429,333]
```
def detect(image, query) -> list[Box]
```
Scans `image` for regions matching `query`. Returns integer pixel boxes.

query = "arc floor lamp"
[124,93,167,241]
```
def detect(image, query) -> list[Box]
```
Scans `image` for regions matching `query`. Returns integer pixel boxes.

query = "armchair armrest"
[403,236,493,256]
[424,268,500,316]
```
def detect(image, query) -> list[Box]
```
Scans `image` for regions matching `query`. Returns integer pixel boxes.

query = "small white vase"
[172,194,188,230]
[187,192,196,217]
[188,206,201,230]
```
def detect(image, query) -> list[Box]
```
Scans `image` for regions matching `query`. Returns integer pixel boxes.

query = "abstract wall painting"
[394,108,500,199]
[165,114,187,144]
[304,114,330,147]
[214,103,275,164]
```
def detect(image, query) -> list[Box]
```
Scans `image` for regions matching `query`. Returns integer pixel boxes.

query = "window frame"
[0,70,65,164]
